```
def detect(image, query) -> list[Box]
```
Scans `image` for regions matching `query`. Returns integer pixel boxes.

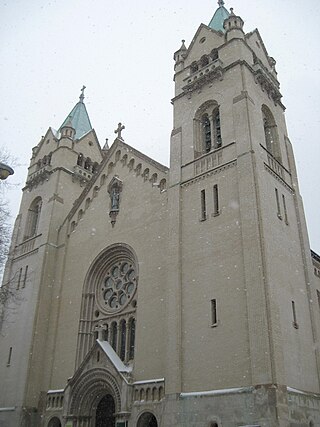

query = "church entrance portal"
[95,394,115,427]
[137,412,158,427]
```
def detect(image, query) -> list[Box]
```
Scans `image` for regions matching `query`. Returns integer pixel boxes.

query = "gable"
[185,24,225,67]
[66,138,168,226]
[74,129,102,163]
[31,127,58,161]
[245,29,274,72]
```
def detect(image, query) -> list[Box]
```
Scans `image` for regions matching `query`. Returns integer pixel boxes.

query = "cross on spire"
[79,85,86,103]
[114,122,125,139]
[218,0,225,6]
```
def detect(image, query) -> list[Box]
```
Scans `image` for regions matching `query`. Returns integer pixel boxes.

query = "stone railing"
[46,389,64,411]
[73,165,93,185]
[260,144,292,189]
[133,379,165,404]
[15,234,40,256]
[181,142,236,182]
[26,165,52,189]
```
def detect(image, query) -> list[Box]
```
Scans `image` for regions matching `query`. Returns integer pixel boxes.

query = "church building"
[1,2,320,426]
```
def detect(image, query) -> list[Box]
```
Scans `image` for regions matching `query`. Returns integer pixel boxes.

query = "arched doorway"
[137,412,158,427]
[47,417,61,427]
[95,394,115,427]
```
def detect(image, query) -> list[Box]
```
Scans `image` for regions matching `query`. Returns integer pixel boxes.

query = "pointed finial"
[79,85,86,103]
[230,7,235,15]
[218,0,225,6]
[181,39,187,50]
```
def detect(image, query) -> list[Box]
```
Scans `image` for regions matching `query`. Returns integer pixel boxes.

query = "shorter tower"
[0,88,103,427]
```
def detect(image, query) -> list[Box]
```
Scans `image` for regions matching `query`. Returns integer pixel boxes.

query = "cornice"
[181,159,237,187]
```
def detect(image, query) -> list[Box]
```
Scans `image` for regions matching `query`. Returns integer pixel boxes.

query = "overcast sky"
[1,0,319,253]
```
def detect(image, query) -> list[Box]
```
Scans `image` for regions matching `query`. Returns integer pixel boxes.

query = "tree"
[0,147,18,327]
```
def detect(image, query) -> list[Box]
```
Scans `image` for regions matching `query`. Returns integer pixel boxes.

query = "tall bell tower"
[166,1,320,424]
[0,89,103,427]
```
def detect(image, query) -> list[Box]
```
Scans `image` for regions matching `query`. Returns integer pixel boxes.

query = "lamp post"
[0,162,14,180]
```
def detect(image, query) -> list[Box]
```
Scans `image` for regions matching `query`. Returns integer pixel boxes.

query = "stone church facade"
[1,2,320,426]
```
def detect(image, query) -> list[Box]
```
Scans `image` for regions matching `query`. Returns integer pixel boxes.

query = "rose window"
[99,261,137,312]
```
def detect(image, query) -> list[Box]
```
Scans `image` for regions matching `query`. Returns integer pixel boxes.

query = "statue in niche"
[107,176,123,227]
[110,186,120,211]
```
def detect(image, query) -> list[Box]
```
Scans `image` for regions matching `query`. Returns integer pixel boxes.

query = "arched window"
[202,114,212,152]
[77,153,84,167]
[85,198,91,209]
[111,322,117,351]
[142,168,150,181]
[104,324,109,341]
[84,157,92,171]
[24,197,42,240]
[211,49,218,61]
[214,109,222,148]
[119,319,126,361]
[262,105,281,162]
[200,55,209,67]
[150,173,158,184]
[190,61,199,73]
[128,158,135,170]
[194,102,222,157]
[159,178,167,192]
[128,318,136,360]
[76,244,138,367]
[92,162,99,174]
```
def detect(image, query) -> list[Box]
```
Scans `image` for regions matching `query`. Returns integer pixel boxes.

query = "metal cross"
[79,85,86,102]
[114,122,125,139]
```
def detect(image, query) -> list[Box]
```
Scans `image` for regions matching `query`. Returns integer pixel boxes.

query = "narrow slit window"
[111,322,118,351]
[317,290,320,311]
[7,347,12,366]
[22,265,28,288]
[213,184,219,216]
[214,111,222,147]
[17,268,22,290]
[282,194,288,224]
[201,189,206,221]
[275,188,282,219]
[211,299,218,326]
[292,300,298,329]
[129,318,136,360]
[202,114,211,153]
[119,320,126,361]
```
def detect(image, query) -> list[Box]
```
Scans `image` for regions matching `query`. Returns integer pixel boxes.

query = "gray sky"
[1,0,319,253]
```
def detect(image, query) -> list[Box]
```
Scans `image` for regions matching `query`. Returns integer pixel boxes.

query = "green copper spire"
[208,0,230,32]
[59,86,93,139]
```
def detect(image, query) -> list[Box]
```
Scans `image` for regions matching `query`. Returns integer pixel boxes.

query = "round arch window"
[92,244,138,315]
[99,260,137,312]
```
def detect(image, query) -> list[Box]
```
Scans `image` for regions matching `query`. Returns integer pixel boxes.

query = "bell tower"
[0,88,103,427]
[166,1,320,424]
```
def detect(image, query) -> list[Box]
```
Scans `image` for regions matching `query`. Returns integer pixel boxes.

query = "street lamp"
[0,162,14,180]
